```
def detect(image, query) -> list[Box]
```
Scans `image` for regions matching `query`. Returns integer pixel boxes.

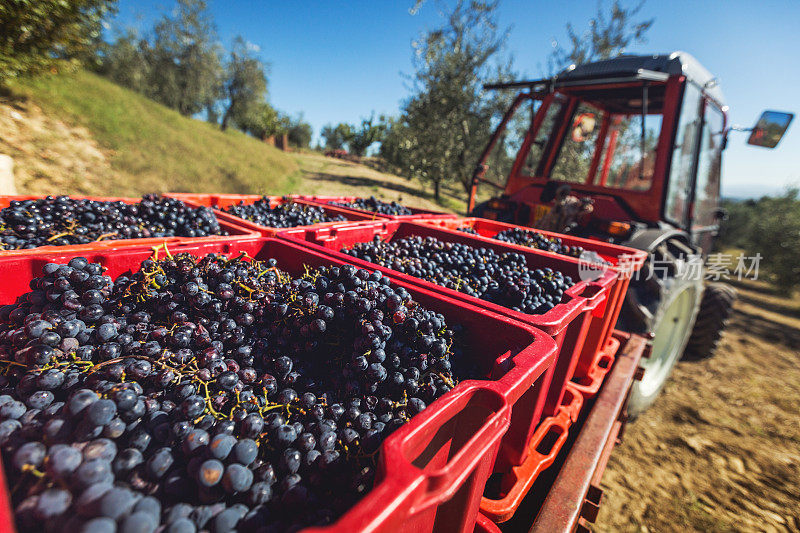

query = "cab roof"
[557,51,726,107]
[485,51,726,108]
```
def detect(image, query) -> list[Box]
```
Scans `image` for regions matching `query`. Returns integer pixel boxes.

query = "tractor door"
[691,101,725,252]
[663,82,727,252]
[663,83,703,229]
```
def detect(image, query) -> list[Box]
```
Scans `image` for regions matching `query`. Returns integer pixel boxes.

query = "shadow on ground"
[728,308,800,349]
[735,291,800,319]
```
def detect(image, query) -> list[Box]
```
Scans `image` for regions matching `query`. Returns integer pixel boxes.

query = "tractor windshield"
[594,113,662,190]
[520,84,667,193]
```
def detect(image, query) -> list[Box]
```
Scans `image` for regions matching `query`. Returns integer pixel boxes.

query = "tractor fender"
[621,227,697,255]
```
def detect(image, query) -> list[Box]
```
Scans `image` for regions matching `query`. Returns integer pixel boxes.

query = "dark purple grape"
[221,463,253,493]
[120,511,157,533]
[13,441,46,471]
[33,487,72,520]
[231,438,258,466]
[85,399,117,426]
[197,459,224,487]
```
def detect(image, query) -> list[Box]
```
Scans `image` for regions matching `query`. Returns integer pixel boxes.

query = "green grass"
[11,70,298,196]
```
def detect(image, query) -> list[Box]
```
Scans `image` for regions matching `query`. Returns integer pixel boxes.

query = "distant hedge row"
[717,188,800,290]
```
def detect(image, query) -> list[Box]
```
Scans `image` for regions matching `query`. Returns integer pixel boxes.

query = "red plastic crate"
[415,217,647,385]
[0,195,259,257]
[479,383,583,523]
[0,237,557,533]
[279,220,617,468]
[569,335,620,400]
[297,195,458,220]
[166,193,380,236]
[474,512,502,533]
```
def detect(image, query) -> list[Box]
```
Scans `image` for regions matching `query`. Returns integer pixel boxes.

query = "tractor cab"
[469,52,793,249]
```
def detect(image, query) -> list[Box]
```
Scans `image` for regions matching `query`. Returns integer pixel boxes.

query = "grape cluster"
[0,195,225,250]
[330,196,413,216]
[342,236,574,315]
[223,198,346,229]
[493,228,584,258]
[0,252,471,532]
[456,226,479,235]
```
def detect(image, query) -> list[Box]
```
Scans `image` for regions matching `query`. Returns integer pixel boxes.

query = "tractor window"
[550,102,605,183]
[594,113,662,191]
[693,103,724,230]
[522,97,565,176]
[664,84,703,227]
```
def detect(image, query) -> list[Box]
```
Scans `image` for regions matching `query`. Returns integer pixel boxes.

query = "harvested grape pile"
[493,228,584,258]
[0,195,225,250]
[0,253,470,532]
[456,226,479,235]
[223,198,346,229]
[330,196,413,216]
[342,235,574,315]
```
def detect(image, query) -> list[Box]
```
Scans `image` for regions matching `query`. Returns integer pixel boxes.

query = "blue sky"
[110,0,800,198]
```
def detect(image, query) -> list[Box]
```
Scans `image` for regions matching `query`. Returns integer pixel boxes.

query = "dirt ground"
[290,151,462,213]
[0,94,119,196]
[595,278,800,532]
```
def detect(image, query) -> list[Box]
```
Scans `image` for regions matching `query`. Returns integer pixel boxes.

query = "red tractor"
[467,52,793,416]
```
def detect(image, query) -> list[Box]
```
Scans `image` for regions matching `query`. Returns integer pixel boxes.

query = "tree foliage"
[382,0,513,201]
[348,115,386,156]
[548,0,654,72]
[321,123,353,151]
[0,0,117,83]
[220,36,267,131]
[717,189,800,291]
[287,116,313,148]
[242,102,289,140]
[147,0,223,116]
[101,0,281,137]
[102,29,150,93]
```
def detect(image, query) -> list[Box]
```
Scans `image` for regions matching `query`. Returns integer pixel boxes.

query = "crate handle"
[388,383,511,513]
[490,331,557,405]
[480,411,572,521]
[561,382,585,422]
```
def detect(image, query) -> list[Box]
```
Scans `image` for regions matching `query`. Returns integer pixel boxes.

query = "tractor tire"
[682,282,737,361]
[617,236,704,418]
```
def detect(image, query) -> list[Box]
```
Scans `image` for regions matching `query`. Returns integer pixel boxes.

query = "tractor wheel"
[617,236,704,418]
[682,282,737,360]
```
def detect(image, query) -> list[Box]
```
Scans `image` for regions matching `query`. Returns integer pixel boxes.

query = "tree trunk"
[220,107,232,131]
[434,179,441,202]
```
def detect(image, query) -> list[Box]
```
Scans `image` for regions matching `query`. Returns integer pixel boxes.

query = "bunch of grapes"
[456,226,479,235]
[0,195,225,250]
[223,198,346,229]
[330,196,413,216]
[493,228,584,258]
[0,252,471,532]
[342,235,574,315]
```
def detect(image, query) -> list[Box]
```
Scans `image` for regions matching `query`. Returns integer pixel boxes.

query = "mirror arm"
[722,125,754,150]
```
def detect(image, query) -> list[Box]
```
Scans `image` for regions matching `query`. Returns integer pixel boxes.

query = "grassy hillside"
[6,70,298,196]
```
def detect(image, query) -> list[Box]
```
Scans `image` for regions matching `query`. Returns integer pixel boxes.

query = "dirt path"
[595,280,800,532]
[291,152,461,213]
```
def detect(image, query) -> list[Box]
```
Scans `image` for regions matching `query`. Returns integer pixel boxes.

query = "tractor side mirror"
[747,110,794,148]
